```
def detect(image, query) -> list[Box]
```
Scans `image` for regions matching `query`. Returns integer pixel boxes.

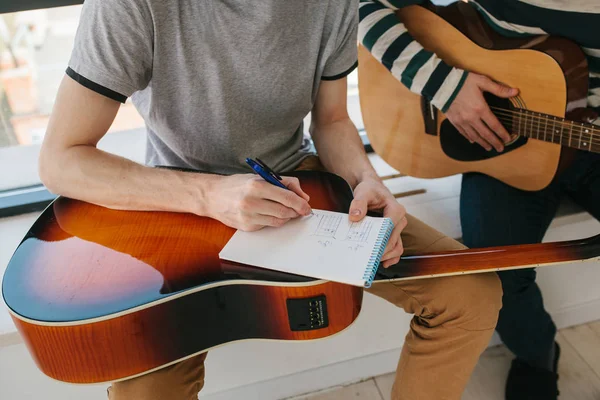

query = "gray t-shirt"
[67,0,358,175]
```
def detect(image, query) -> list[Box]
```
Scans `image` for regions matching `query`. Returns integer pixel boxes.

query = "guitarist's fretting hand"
[445,73,519,152]
[206,174,312,232]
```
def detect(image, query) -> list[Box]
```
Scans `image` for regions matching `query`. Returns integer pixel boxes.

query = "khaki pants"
[108,158,502,400]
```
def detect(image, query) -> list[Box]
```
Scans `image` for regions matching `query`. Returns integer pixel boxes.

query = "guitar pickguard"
[439,94,528,162]
[440,121,528,161]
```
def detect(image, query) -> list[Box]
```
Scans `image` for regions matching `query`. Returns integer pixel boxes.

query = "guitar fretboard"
[496,108,600,153]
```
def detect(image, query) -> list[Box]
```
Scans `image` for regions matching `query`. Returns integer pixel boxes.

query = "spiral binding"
[363,218,395,288]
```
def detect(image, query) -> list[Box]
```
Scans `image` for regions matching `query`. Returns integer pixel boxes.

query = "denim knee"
[498,268,537,295]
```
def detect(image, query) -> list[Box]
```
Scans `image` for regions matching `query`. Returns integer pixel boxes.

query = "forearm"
[39,145,214,215]
[310,118,380,189]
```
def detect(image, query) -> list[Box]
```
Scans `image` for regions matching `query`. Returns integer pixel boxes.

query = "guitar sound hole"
[439,93,528,162]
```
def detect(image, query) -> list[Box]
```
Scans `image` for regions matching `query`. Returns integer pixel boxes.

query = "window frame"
[0,185,54,218]
[0,1,85,217]
[0,1,82,14]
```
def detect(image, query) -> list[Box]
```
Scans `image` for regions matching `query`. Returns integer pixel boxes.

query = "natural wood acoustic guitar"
[3,170,600,384]
[358,2,599,191]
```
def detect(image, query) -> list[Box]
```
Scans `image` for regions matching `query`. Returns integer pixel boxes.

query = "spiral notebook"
[219,209,394,287]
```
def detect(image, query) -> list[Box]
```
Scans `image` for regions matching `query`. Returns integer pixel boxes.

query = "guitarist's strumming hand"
[349,178,408,268]
[445,73,519,152]
[205,174,312,232]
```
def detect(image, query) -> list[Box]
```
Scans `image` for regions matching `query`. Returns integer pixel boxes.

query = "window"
[0,3,146,194]
[348,69,366,131]
[0,1,368,216]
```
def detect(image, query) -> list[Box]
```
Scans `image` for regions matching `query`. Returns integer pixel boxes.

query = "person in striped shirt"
[360,1,600,399]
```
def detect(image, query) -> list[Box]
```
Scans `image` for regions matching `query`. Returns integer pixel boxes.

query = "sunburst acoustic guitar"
[358,2,599,191]
[3,170,600,385]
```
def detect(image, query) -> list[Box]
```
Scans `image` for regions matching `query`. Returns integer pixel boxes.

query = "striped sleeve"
[584,48,600,108]
[358,0,468,112]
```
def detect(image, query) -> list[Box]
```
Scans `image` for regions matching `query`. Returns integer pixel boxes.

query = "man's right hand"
[445,73,519,152]
[205,174,313,231]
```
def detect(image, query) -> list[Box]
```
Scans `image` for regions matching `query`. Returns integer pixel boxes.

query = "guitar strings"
[490,109,600,133]
[494,116,597,142]
[456,108,600,146]
[489,105,597,122]
[489,107,600,136]
[491,109,600,131]
[491,115,600,144]
[490,107,600,131]
[492,113,598,139]
[488,109,600,141]
[487,114,600,148]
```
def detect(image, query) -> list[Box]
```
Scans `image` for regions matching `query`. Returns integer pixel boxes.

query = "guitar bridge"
[286,295,329,331]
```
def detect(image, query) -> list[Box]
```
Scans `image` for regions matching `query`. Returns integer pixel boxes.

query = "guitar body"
[2,171,362,384]
[4,170,600,384]
[358,2,590,191]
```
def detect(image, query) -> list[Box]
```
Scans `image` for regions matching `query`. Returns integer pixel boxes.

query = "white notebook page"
[218,209,392,287]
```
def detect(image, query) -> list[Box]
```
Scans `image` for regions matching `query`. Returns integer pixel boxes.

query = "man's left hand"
[349,179,408,268]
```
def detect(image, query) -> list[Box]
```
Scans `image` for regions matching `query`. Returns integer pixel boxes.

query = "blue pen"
[246,158,288,189]
[245,158,314,215]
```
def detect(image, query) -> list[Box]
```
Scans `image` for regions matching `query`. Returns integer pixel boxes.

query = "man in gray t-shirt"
[67,0,358,175]
[39,1,502,399]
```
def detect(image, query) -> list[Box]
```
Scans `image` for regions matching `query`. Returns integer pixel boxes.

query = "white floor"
[297,321,600,400]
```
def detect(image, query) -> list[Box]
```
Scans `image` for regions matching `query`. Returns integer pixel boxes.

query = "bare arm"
[39,75,212,214]
[309,78,378,189]
[310,78,407,267]
[39,76,311,230]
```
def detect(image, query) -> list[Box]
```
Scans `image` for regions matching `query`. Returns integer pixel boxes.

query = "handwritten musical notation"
[348,243,365,252]
[310,212,373,244]
[318,240,332,248]
[312,213,342,238]
[345,220,373,243]
[219,208,391,287]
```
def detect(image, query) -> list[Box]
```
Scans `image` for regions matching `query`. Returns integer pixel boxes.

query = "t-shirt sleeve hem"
[66,67,128,103]
[322,61,358,81]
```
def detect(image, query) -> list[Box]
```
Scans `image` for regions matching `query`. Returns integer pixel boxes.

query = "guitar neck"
[508,108,600,152]
[375,233,600,282]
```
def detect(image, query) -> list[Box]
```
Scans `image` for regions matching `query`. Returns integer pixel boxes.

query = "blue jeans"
[460,148,600,368]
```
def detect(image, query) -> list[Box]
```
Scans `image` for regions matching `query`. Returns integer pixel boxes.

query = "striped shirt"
[359,0,600,112]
